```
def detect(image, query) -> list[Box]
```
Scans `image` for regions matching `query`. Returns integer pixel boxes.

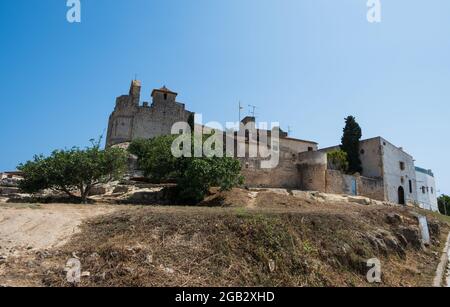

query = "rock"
[112,186,129,194]
[428,222,440,239]
[386,213,403,225]
[347,196,371,205]
[81,271,91,278]
[159,264,175,274]
[291,190,310,199]
[268,259,276,273]
[0,187,20,196]
[398,226,423,250]
[146,254,153,264]
[88,186,107,196]
[266,189,289,196]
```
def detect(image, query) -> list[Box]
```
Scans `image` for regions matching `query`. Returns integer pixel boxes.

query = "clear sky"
[1,1,449,194]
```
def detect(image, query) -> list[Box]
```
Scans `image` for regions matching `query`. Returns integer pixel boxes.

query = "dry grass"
[37,191,449,287]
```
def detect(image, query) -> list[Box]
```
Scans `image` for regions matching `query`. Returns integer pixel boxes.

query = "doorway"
[398,186,405,205]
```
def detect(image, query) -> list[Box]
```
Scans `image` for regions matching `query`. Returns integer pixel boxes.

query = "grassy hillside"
[41,190,449,287]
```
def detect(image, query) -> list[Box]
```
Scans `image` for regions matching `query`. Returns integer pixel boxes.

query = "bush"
[129,136,244,203]
[327,149,349,173]
[438,195,450,216]
[18,141,128,203]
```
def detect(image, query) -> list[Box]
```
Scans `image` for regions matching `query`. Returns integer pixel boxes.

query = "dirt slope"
[1,190,449,287]
[26,190,450,287]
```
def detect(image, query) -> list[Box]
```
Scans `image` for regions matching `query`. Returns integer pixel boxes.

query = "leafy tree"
[129,135,244,203]
[438,195,450,216]
[128,135,178,182]
[327,149,349,173]
[18,141,128,203]
[341,116,362,174]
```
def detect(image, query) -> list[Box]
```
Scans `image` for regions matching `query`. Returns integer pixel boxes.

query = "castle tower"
[151,86,178,104]
[129,80,141,106]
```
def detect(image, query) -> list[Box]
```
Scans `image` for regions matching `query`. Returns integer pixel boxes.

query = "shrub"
[327,149,349,173]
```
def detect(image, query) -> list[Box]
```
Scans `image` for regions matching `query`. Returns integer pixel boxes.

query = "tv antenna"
[288,126,293,136]
[238,101,244,123]
[248,104,258,118]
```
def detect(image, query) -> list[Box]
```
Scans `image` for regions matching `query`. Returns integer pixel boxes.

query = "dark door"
[398,186,405,205]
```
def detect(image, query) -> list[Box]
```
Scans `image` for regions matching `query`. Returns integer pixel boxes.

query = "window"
[360,149,365,155]
[409,180,412,194]
[308,147,314,152]
[422,186,426,194]
[431,187,434,194]
[400,177,405,184]
[164,93,168,100]
[399,162,405,171]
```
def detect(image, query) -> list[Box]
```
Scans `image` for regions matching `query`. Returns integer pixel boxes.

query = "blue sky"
[0,1,449,194]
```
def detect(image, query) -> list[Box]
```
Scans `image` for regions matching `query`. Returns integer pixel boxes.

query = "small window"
[409,180,412,194]
[308,147,314,152]
[164,93,168,100]
[422,186,426,194]
[431,187,434,194]
[400,177,405,184]
[360,149,365,155]
[399,162,405,171]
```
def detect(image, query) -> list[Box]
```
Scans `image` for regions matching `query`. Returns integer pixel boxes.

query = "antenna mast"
[248,104,258,118]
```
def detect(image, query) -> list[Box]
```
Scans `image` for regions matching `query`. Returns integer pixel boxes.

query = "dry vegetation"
[22,190,447,287]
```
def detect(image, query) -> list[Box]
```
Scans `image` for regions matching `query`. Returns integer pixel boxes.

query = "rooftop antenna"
[238,101,244,123]
[248,104,258,118]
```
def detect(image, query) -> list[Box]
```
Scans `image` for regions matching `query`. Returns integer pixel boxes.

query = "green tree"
[129,135,244,203]
[327,149,349,173]
[128,135,178,182]
[438,194,450,216]
[18,141,128,203]
[341,116,363,174]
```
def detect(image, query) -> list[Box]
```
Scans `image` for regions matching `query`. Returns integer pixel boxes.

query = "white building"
[415,167,438,212]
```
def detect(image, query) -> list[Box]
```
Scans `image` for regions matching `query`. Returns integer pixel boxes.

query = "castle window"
[400,177,405,184]
[409,180,412,194]
[431,187,434,194]
[422,186,426,194]
[308,147,314,152]
[360,149,365,155]
[399,162,405,171]
[164,93,168,100]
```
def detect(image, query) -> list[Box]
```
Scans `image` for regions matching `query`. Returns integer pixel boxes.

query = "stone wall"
[358,176,385,201]
[325,170,355,195]
[325,170,385,201]
[241,158,300,189]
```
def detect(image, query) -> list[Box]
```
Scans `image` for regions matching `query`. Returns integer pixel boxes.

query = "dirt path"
[0,204,119,257]
[0,203,122,286]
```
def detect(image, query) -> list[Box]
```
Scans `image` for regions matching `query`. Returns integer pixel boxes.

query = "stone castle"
[106,81,438,211]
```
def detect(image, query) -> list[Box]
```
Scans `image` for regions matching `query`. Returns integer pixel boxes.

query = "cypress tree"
[341,116,363,174]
